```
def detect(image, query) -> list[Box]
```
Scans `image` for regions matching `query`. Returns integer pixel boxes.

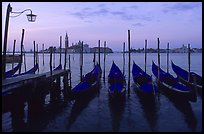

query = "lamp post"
[2,3,37,79]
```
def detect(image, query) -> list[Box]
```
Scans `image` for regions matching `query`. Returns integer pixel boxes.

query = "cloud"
[132,23,144,27]
[68,4,153,22]
[162,2,201,13]
[69,12,87,19]
[97,3,106,8]
[129,5,138,9]
[92,8,109,15]
[171,2,201,11]
[121,14,135,20]
[109,11,136,20]
[67,7,110,20]
[110,10,153,21]
[110,11,125,15]
[83,7,93,11]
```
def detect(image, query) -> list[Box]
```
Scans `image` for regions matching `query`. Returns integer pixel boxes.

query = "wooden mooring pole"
[60,36,62,66]
[68,55,70,75]
[64,33,68,70]
[72,43,74,61]
[128,30,131,95]
[188,44,190,82]
[23,45,26,72]
[144,40,147,73]
[53,47,55,68]
[63,70,69,99]
[63,35,69,99]
[123,42,125,75]
[12,40,16,71]
[50,47,53,76]
[19,29,25,74]
[42,44,44,66]
[93,50,96,66]
[64,45,67,70]
[98,40,100,67]
[167,42,169,73]
[2,3,12,79]
[37,43,39,73]
[103,41,106,81]
[34,41,36,66]
[69,54,72,88]
[157,38,160,82]
[80,41,83,82]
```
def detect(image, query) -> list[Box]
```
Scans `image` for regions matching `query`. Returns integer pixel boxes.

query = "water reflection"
[187,84,202,99]
[108,92,126,132]
[158,85,197,131]
[2,86,68,132]
[26,99,67,131]
[133,86,158,131]
[196,87,202,98]
[2,89,27,132]
[66,84,100,130]
[2,53,202,132]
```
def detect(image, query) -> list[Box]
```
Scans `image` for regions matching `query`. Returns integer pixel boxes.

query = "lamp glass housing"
[26,14,37,22]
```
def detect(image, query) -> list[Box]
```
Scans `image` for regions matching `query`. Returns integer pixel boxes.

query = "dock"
[2,69,71,96]
[2,73,46,96]
[42,69,71,100]
[2,69,72,125]
[2,54,22,63]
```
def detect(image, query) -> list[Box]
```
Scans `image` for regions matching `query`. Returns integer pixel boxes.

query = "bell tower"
[65,32,68,48]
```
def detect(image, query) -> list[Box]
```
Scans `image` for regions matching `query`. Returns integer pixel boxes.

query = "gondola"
[5,63,21,78]
[53,64,62,71]
[71,63,102,99]
[171,61,202,89]
[12,63,39,77]
[132,61,157,94]
[152,61,192,96]
[108,61,126,96]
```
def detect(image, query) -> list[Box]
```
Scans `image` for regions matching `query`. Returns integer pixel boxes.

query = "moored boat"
[171,61,202,89]
[71,63,102,99]
[152,61,195,101]
[108,61,126,97]
[5,63,21,78]
[132,61,157,94]
[12,63,39,77]
[53,64,62,71]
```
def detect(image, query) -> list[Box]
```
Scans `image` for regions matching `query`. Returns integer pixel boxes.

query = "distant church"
[181,44,188,53]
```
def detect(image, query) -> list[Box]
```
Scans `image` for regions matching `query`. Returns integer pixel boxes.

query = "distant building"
[181,44,188,53]
[171,45,188,53]
[83,44,91,53]
[65,33,69,48]
[192,48,202,53]
[90,47,113,53]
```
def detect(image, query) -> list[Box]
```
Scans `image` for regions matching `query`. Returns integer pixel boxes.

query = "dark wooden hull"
[152,61,195,102]
[12,63,39,77]
[133,82,157,95]
[108,88,126,98]
[171,61,202,88]
[108,62,126,98]
[157,81,197,102]
[5,63,21,78]
[71,81,100,100]
[178,76,202,97]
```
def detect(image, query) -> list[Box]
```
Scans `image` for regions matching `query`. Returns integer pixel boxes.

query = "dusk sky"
[2,2,202,52]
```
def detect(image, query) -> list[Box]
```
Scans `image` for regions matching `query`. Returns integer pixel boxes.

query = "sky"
[2,2,202,52]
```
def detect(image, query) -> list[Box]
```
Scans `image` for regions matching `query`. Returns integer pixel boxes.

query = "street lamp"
[11,9,37,22]
[2,3,37,79]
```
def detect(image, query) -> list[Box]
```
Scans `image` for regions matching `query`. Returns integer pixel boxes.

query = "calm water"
[2,53,202,132]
